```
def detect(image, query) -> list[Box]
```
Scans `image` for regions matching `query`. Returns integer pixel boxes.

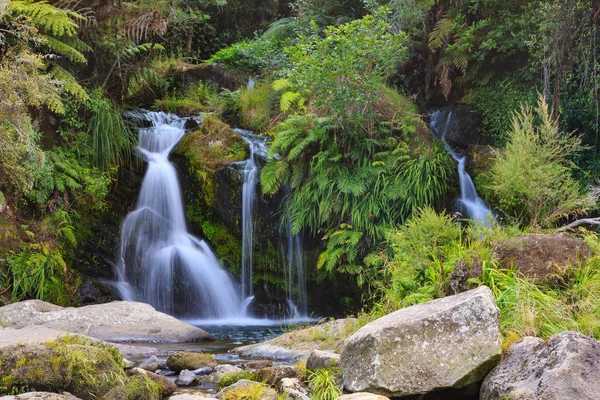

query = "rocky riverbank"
[1,288,600,399]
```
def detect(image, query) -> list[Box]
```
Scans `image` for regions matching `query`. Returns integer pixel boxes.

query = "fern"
[10,0,82,37]
[428,16,453,51]
[49,64,89,100]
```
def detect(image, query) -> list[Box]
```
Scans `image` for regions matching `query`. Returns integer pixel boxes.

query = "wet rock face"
[481,332,600,400]
[493,233,592,280]
[429,104,483,149]
[341,286,502,397]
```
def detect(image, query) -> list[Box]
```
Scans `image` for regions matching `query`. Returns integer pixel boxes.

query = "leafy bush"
[482,97,593,228]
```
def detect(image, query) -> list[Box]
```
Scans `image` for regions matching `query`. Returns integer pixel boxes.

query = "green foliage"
[483,97,592,228]
[5,244,71,304]
[238,81,276,132]
[217,371,256,389]
[307,368,342,400]
[86,94,135,170]
[382,207,463,308]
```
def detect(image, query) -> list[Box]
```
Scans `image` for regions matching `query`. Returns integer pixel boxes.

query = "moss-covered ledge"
[171,115,248,273]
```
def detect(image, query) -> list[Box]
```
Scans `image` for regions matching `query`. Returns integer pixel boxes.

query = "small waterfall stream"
[115,111,245,319]
[235,129,268,305]
[429,110,494,227]
[282,212,308,318]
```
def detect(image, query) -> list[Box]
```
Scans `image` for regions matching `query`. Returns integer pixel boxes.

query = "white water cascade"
[282,211,307,318]
[429,110,494,227]
[235,129,268,305]
[115,112,245,319]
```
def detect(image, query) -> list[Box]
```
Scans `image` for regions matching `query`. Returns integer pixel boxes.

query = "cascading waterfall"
[235,129,268,305]
[429,110,494,227]
[115,111,245,319]
[282,210,307,318]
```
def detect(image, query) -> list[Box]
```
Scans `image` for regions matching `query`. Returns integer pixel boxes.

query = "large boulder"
[167,351,217,373]
[493,233,592,280]
[341,286,501,397]
[0,300,213,342]
[0,336,126,399]
[481,331,600,400]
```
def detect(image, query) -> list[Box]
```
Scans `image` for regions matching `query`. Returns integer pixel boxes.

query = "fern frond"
[49,65,89,100]
[428,16,453,51]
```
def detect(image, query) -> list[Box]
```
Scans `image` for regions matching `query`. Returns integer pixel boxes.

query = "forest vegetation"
[1,0,600,343]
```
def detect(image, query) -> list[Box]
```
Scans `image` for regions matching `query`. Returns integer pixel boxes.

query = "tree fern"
[10,0,81,37]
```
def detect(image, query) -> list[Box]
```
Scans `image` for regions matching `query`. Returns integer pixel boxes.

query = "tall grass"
[87,96,135,169]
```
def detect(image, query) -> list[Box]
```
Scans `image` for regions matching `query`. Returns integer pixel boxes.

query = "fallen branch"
[556,217,600,232]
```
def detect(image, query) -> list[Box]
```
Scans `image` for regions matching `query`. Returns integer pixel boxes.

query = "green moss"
[0,335,126,399]
[216,370,256,389]
[102,375,162,400]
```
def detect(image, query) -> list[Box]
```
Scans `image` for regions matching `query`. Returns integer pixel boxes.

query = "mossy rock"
[219,379,278,400]
[166,351,217,373]
[100,375,162,400]
[0,336,125,399]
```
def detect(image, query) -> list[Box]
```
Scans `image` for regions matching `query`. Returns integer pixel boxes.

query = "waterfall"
[429,110,494,227]
[282,210,307,318]
[235,129,268,305]
[115,111,244,319]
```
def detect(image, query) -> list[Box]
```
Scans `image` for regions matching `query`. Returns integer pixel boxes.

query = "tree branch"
[556,217,600,232]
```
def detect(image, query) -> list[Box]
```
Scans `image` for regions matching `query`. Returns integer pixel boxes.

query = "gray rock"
[341,286,501,397]
[306,349,340,371]
[126,368,177,397]
[280,378,311,400]
[233,318,357,362]
[175,369,198,386]
[167,395,214,400]
[0,300,213,343]
[241,360,272,370]
[138,355,160,372]
[217,379,277,400]
[122,359,135,369]
[337,394,390,400]
[0,393,81,400]
[206,364,244,382]
[481,331,600,400]
[191,366,214,375]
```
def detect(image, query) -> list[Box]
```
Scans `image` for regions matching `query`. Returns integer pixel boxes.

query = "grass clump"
[238,81,277,132]
[307,368,341,400]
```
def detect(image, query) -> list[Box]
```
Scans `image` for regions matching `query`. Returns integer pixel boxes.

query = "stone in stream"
[127,367,177,397]
[241,360,273,370]
[100,375,162,400]
[218,379,277,400]
[232,318,358,362]
[341,286,502,397]
[167,351,217,373]
[191,366,214,375]
[0,393,82,400]
[306,349,340,370]
[174,369,198,386]
[337,394,390,400]
[0,300,213,343]
[481,331,600,400]
[205,364,244,382]
[137,355,160,372]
